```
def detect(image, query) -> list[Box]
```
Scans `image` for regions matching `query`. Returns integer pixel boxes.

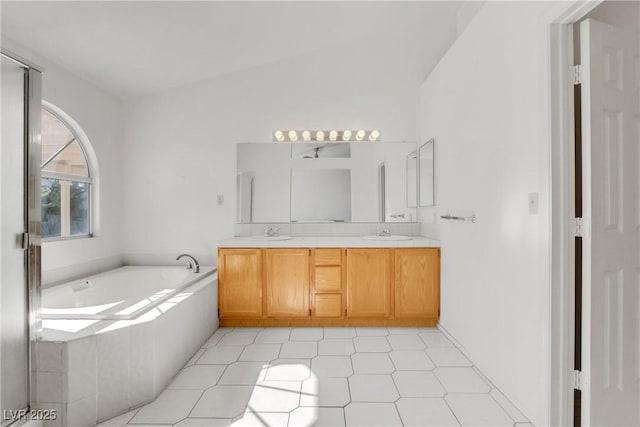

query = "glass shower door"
[1,55,29,424]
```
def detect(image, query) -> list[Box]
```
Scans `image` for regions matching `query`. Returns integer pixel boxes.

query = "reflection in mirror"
[236,143,290,223]
[236,141,419,224]
[292,143,351,159]
[291,169,351,222]
[419,139,435,207]
[407,152,417,208]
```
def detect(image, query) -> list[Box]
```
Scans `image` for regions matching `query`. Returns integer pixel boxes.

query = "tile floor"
[98,327,534,427]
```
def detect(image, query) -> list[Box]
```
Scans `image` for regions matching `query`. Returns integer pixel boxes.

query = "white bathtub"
[42,266,216,320]
[36,265,218,427]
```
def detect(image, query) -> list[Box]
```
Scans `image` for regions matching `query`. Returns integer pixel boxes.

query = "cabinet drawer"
[314,294,342,317]
[314,248,342,266]
[315,266,342,291]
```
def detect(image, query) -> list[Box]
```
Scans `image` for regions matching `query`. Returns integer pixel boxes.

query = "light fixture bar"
[273,129,380,142]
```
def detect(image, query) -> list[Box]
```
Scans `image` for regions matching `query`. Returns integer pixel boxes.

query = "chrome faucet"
[176,254,200,273]
[376,229,391,237]
[264,227,279,237]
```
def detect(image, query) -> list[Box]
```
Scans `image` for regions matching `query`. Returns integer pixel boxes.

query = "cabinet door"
[265,249,310,317]
[394,248,440,319]
[314,294,342,317]
[218,249,263,318]
[346,248,391,318]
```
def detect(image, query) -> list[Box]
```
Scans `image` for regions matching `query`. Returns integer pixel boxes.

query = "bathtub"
[36,265,218,427]
[42,266,216,320]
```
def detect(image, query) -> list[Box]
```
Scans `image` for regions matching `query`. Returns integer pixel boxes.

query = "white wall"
[418,2,574,425]
[121,33,422,265]
[1,37,124,285]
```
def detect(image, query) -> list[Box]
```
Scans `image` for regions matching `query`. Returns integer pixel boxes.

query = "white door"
[580,18,640,426]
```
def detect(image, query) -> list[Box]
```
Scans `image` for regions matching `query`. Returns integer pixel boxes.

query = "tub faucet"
[177,254,200,273]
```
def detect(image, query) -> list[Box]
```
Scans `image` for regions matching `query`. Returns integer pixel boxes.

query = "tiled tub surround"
[35,268,218,427]
[98,326,532,427]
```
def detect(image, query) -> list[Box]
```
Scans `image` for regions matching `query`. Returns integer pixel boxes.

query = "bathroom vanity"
[217,237,440,326]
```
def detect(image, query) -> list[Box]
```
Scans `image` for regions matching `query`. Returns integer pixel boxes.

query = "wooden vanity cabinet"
[394,248,440,321]
[218,246,440,326]
[346,248,392,318]
[265,248,310,317]
[218,248,263,318]
[311,249,344,318]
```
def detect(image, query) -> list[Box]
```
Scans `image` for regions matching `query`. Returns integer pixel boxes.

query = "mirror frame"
[406,151,418,208]
[418,138,435,207]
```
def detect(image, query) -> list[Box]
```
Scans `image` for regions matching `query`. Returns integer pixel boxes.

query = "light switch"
[528,192,539,215]
[217,194,224,205]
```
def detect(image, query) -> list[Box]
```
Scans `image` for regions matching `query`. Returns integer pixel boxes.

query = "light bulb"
[302,130,311,141]
[369,130,380,141]
[316,130,325,141]
[274,130,284,142]
[356,130,365,141]
[288,130,298,141]
[342,130,352,141]
[329,130,338,141]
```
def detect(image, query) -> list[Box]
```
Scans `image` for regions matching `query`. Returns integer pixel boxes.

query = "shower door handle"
[17,232,29,250]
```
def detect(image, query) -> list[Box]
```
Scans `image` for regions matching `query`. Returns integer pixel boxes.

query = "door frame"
[548,2,601,426]
[1,49,43,416]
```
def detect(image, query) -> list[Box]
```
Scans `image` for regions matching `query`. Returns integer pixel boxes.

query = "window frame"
[40,105,94,241]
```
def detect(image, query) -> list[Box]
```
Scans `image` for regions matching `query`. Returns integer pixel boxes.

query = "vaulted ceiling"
[1,1,464,99]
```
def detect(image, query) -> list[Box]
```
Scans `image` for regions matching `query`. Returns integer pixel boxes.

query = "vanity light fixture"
[273,129,380,142]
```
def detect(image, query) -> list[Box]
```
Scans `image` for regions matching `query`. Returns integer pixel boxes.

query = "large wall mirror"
[418,139,435,207]
[236,141,419,223]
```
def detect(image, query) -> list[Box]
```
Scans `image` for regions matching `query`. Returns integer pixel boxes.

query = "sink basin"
[362,235,413,241]
[241,235,293,241]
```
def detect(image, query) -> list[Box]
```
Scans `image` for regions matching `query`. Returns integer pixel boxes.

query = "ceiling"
[1,1,464,100]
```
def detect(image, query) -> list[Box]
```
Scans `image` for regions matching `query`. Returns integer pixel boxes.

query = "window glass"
[42,140,89,177]
[41,106,92,239]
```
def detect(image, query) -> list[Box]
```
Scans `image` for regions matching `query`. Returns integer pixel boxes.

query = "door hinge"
[573,65,583,85]
[573,217,587,237]
[573,369,583,390]
[217,308,220,318]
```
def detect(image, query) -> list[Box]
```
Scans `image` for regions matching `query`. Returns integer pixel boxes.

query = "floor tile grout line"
[182,388,206,424]
[486,388,522,425]
[442,392,464,427]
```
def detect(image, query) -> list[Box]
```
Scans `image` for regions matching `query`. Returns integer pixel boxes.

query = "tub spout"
[176,254,200,273]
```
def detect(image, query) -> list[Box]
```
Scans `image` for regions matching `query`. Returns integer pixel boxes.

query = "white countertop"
[218,236,440,248]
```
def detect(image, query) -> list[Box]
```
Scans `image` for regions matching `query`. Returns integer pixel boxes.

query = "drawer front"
[314,294,342,317]
[314,248,342,266]
[315,266,342,291]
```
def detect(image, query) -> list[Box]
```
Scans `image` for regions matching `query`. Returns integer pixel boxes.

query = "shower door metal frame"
[1,49,43,420]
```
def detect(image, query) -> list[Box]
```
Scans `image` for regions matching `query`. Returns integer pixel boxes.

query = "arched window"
[40,105,94,239]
